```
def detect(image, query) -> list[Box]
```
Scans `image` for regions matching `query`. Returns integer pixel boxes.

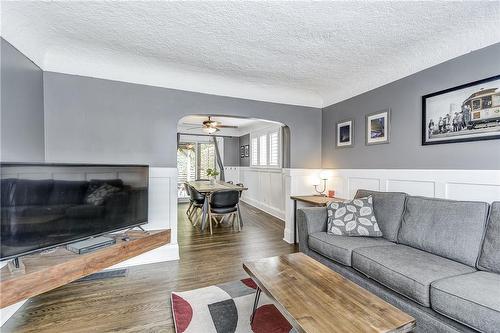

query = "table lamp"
[313,171,328,196]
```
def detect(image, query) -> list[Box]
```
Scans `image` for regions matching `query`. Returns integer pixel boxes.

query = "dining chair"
[236,183,244,197]
[184,183,193,216]
[188,186,205,226]
[209,190,241,234]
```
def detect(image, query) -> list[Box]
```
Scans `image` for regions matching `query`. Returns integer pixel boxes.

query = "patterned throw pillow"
[85,184,120,206]
[327,196,382,237]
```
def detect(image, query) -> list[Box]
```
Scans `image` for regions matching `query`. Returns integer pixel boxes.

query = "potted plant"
[206,168,220,184]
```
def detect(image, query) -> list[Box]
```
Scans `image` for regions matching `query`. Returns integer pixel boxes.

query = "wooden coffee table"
[243,253,415,333]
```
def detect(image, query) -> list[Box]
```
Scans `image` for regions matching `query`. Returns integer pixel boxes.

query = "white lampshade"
[319,170,329,180]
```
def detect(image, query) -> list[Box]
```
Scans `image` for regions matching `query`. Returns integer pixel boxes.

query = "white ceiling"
[2,2,500,108]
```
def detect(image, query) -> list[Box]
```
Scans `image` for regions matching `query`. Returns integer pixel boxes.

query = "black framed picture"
[244,145,249,157]
[366,109,390,145]
[240,146,245,158]
[422,75,500,145]
[336,119,354,147]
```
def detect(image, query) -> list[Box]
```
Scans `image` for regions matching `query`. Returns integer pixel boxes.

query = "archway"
[175,114,291,243]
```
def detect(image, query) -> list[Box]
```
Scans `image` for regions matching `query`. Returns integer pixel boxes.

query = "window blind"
[259,135,267,166]
[269,131,279,166]
[251,137,258,165]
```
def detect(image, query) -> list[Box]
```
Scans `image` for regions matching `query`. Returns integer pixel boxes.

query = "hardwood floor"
[3,202,297,333]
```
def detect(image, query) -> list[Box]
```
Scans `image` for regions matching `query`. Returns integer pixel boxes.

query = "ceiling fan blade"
[182,127,203,131]
[181,123,202,126]
[216,125,238,128]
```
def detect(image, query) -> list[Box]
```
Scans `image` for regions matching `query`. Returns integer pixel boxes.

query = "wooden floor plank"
[2,202,296,333]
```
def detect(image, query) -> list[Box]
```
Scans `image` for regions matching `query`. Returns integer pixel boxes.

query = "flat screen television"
[0,163,148,261]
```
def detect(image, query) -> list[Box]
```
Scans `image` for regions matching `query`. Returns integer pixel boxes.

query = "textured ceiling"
[2,2,500,107]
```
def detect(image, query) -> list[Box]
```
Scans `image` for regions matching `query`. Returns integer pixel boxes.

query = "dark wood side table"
[290,195,346,243]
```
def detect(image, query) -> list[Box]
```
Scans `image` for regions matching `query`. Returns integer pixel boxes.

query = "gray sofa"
[297,190,500,333]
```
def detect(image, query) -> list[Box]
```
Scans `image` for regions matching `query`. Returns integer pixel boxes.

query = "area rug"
[171,278,296,333]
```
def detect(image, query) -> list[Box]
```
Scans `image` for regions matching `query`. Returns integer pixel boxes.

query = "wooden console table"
[290,195,345,243]
[0,229,170,308]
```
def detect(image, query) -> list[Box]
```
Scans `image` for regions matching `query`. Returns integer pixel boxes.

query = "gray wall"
[43,72,322,168]
[322,43,500,169]
[223,136,240,166]
[1,38,45,162]
[239,134,250,167]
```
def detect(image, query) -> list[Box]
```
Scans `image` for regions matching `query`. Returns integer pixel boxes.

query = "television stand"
[7,257,25,274]
[0,229,171,309]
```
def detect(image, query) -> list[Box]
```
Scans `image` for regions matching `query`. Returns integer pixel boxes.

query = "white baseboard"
[241,197,285,221]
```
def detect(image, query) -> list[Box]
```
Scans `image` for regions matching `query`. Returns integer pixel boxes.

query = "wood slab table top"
[243,253,415,333]
[186,180,247,193]
[290,195,346,206]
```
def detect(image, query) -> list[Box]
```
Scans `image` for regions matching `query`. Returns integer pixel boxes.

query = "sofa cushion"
[12,179,53,206]
[13,204,72,217]
[431,271,500,333]
[327,196,382,237]
[354,190,406,242]
[65,204,104,218]
[48,180,89,205]
[85,184,120,206]
[308,232,393,266]
[398,196,489,267]
[1,178,16,206]
[352,244,476,307]
[478,202,500,274]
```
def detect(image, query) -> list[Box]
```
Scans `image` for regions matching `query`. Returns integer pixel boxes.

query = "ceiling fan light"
[203,126,217,134]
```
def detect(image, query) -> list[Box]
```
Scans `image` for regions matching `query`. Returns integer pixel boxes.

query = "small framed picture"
[240,146,245,158]
[244,145,249,157]
[366,109,390,145]
[336,119,354,147]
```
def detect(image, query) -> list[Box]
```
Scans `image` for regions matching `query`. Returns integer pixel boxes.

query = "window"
[269,131,279,166]
[259,135,267,166]
[250,126,281,168]
[197,143,216,180]
[251,137,258,165]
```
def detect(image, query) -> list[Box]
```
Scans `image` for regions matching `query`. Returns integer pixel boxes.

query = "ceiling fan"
[181,116,238,134]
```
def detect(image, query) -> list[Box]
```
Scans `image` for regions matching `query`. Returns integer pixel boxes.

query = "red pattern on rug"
[251,304,293,333]
[171,294,193,333]
[241,278,258,289]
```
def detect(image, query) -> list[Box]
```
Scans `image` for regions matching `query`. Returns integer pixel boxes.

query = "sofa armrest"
[297,207,327,255]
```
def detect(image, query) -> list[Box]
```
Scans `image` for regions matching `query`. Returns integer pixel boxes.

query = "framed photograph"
[244,145,249,157]
[240,146,245,158]
[366,109,390,145]
[422,75,500,145]
[336,119,354,147]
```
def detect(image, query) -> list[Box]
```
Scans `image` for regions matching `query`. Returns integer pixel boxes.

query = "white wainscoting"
[225,167,286,221]
[325,169,500,203]
[222,167,500,244]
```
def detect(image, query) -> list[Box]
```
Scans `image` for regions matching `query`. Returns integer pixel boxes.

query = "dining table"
[186,180,248,231]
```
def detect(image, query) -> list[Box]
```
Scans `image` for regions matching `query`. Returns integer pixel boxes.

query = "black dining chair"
[184,183,193,216]
[209,190,242,234]
[188,186,206,226]
[236,183,244,197]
